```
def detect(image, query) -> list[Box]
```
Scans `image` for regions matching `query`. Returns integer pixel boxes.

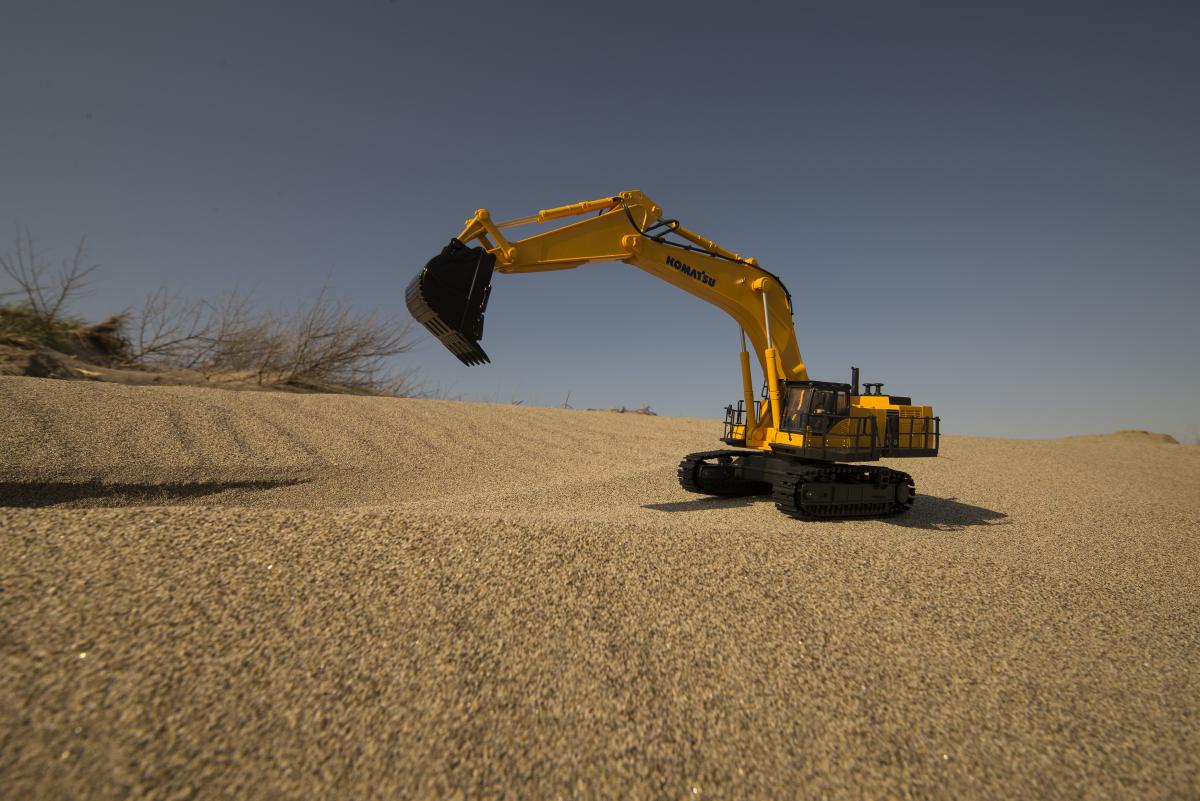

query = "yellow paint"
[739,345,756,428]
[451,190,936,456]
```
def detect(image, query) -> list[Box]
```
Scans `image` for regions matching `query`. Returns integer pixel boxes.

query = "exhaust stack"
[405,239,496,366]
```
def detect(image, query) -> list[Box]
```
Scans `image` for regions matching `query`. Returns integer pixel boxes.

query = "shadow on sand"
[643,493,1007,531]
[0,479,306,509]
[643,496,764,513]
[879,495,1008,530]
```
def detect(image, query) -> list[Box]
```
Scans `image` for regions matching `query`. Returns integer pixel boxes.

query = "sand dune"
[2,376,1198,799]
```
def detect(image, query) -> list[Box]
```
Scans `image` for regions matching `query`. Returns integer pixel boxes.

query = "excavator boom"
[407,190,806,381]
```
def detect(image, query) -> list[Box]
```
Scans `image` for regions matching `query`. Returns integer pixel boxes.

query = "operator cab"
[780,381,852,434]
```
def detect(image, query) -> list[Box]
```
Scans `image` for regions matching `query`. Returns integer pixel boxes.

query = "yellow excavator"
[406,190,939,518]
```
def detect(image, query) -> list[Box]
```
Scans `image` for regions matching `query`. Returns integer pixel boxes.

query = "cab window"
[780,386,850,432]
[782,387,808,428]
[810,390,834,416]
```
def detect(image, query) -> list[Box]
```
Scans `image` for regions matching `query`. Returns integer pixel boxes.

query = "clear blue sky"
[2,1,1197,440]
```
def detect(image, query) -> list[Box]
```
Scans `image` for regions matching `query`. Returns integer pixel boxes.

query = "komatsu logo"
[666,255,716,287]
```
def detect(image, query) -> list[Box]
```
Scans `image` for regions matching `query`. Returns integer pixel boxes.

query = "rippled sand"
[2,376,1197,799]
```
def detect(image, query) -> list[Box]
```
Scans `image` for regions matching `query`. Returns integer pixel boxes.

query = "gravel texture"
[1,376,1198,800]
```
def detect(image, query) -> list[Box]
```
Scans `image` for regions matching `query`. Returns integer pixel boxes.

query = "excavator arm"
[406,190,809,430]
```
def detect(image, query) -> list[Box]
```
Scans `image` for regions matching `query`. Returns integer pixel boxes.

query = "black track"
[677,450,916,520]
[770,463,915,520]
[677,450,772,497]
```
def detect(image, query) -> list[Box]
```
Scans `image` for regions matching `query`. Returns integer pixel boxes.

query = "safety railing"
[721,400,761,443]
[724,404,940,458]
[892,416,940,452]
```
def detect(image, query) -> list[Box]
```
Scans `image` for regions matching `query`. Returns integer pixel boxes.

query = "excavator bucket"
[405,239,496,366]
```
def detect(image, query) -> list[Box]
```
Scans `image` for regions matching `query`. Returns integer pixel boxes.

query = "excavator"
[405,190,939,519]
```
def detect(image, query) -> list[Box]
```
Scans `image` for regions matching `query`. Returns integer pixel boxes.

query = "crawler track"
[678,450,915,519]
[677,450,772,497]
[772,463,915,519]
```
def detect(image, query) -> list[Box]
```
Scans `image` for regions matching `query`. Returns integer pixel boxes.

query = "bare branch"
[126,285,212,366]
[0,225,98,330]
[253,280,418,390]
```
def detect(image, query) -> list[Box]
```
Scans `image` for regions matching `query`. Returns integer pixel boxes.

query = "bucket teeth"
[405,239,496,366]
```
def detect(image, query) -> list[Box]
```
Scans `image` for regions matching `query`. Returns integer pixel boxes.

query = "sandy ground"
[1,376,1198,800]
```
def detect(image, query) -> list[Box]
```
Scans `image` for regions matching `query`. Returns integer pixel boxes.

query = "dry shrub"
[2,226,421,394]
[127,286,212,367]
[0,225,98,348]
[129,283,420,394]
